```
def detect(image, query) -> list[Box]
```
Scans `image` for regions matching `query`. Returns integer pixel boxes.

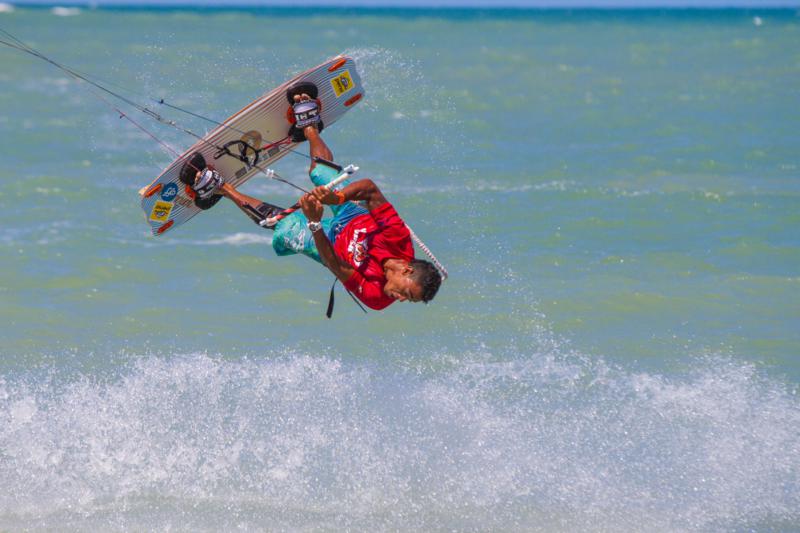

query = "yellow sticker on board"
[331,70,355,98]
[150,200,173,222]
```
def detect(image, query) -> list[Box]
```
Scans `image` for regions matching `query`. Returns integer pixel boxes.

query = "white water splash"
[200,232,273,247]
[0,350,797,531]
[51,7,80,17]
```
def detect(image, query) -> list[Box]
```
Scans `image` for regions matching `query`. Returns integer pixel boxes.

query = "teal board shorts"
[272,164,368,264]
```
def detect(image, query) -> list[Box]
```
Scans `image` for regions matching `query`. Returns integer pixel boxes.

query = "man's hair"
[410,259,442,303]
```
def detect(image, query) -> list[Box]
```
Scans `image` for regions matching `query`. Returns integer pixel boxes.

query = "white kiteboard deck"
[139,55,364,236]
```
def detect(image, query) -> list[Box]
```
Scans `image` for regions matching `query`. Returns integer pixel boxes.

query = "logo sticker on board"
[150,200,173,222]
[331,70,354,98]
[160,182,178,202]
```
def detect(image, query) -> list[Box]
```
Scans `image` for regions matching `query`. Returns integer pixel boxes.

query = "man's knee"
[310,163,344,189]
[272,215,323,264]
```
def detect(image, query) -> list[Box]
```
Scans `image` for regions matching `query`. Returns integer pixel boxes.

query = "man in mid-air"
[191,92,442,310]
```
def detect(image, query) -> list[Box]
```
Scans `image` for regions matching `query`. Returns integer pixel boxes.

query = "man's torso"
[333,202,414,310]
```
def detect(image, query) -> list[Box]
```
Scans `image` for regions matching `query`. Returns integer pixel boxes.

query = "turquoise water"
[1,6,799,531]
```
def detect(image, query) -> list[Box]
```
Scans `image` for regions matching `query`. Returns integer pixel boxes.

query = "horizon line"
[4,2,800,8]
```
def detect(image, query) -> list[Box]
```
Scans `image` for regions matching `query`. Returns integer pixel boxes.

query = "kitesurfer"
[193,94,442,310]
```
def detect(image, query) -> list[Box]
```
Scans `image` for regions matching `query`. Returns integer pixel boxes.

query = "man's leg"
[218,183,282,227]
[295,101,367,241]
[305,126,333,175]
[293,92,333,176]
[297,103,353,216]
[217,181,327,264]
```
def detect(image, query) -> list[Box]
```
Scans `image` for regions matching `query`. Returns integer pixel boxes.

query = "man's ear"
[403,263,414,276]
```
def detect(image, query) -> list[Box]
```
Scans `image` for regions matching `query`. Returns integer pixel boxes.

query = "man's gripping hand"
[300,193,324,222]
[299,191,354,283]
[310,186,342,206]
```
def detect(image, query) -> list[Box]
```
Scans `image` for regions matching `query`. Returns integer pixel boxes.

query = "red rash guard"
[334,202,415,310]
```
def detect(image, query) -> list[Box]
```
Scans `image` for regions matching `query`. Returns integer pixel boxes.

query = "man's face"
[383,267,424,303]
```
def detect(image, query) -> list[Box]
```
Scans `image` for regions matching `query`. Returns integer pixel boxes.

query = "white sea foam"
[142,232,274,249]
[51,6,80,17]
[193,232,273,246]
[0,3,14,14]
[0,350,797,531]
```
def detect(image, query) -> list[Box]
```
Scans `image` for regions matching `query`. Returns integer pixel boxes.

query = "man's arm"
[311,179,387,212]
[299,193,354,283]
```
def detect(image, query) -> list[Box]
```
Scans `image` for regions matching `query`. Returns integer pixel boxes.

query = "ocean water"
[1,5,799,531]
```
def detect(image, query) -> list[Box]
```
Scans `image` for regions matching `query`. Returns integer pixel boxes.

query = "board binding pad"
[286,81,324,143]
[139,55,364,236]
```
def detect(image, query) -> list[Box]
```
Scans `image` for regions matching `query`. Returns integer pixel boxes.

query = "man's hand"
[299,193,324,222]
[318,179,388,212]
[299,191,355,283]
[310,186,341,205]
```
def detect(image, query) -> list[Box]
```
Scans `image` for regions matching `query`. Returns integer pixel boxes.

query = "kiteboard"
[139,55,364,236]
